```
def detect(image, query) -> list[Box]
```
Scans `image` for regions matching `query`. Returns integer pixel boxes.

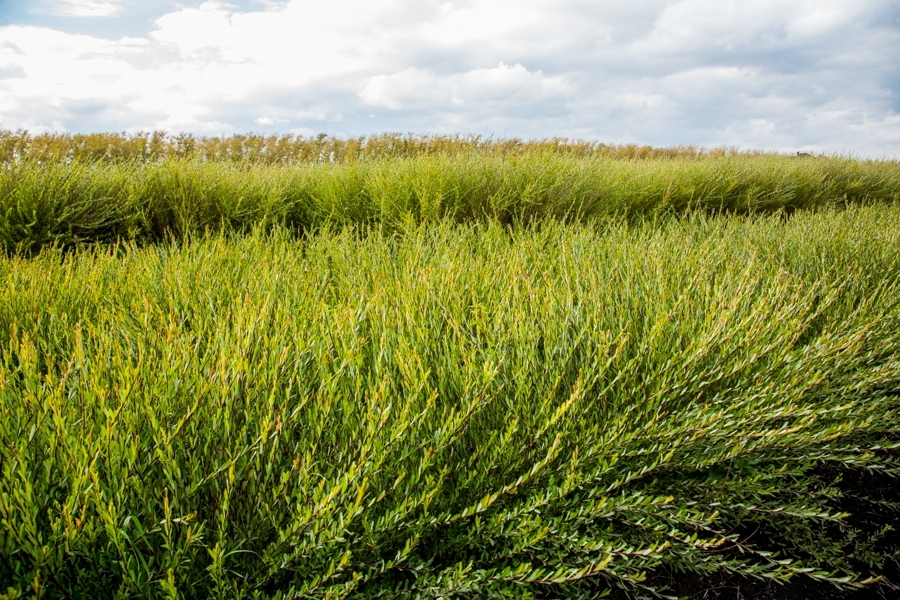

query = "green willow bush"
[1,151,898,254]
[0,130,759,165]
[1,206,899,598]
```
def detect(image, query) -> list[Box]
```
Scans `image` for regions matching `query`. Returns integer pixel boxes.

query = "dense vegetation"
[2,205,900,598]
[0,130,765,165]
[2,150,899,255]
[1,133,899,598]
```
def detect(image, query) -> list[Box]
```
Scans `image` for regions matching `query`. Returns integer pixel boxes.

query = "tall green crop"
[1,153,898,254]
[0,130,766,165]
[1,205,899,598]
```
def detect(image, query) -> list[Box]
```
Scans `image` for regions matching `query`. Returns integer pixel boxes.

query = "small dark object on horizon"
[796,151,812,157]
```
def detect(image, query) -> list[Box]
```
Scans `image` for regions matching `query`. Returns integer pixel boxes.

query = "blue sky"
[1,0,898,155]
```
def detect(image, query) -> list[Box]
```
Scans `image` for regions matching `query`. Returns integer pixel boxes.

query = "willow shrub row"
[0,130,765,165]
[1,152,899,255]
[1,206,900,598]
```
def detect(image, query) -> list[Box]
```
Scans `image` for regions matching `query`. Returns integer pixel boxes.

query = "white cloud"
[289,126,316,137]
[255,116,289,125]
[157,113,233,134]
[0,0,898,155]
[360,63,564,110]
[44,0,125,17]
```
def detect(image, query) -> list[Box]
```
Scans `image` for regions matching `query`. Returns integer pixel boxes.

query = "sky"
[0,0,899,156]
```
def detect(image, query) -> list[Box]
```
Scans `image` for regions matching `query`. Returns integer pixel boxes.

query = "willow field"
[1,133,899,599]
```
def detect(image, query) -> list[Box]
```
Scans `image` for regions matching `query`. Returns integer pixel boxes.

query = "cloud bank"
[0,0,898,155]
[39,1,127,18]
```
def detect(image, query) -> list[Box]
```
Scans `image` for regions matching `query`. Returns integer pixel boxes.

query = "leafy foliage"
[0,131,770,165]
[1,206,899,598]
[1,137,899,255]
